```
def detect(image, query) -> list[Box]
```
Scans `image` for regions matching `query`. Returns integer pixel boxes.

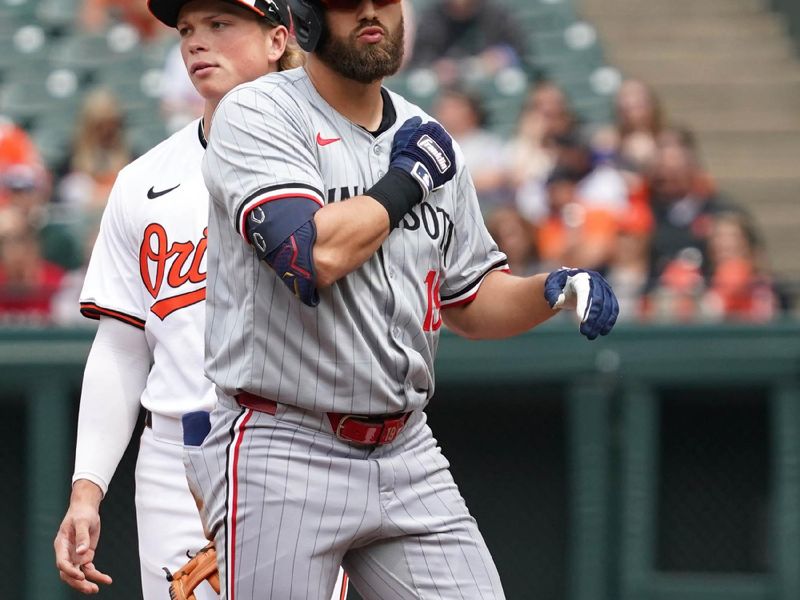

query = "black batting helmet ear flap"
[288,0,325,52]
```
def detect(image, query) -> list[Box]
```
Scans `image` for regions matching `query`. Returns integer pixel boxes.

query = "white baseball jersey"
[80,120,216,419]
[78,119,216,600]
[79,118,348,600]
[202,67,509,416]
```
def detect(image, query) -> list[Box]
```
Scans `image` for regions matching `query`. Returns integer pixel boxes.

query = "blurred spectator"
[410,0,530,85]
[656,124,718,201]
[56,87,134,210]
[614,78,665,173]
[2,164,50,220]
[646,138,736,285]
[507,82,575,191]
[702,211,778,322]
[535,166,619,272]
[433,87,512,212]
[80,0,169,40]
[485,207,538,275]
[646,246,707,322]
[641,133,757,322]
[0,206,65,324]
[2,164,83,271]
[160,43,204,134]
[605,219,651,322]
[517,130,629,226]
[555,132,629,211]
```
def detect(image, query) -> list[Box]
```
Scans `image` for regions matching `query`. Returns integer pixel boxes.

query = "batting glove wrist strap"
[367,168,423,230]
[544,267,620,340]
[389,117,457,201]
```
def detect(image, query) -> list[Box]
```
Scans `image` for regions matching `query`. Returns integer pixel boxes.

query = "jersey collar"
[362,88,397,138]
[198,119,208,149]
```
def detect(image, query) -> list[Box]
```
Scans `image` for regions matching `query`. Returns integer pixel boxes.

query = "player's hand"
[544,267,619,340]
[54,481,113,594]
[390,117,457,200]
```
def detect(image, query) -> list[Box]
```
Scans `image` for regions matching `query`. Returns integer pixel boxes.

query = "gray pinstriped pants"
[185,390,506,600]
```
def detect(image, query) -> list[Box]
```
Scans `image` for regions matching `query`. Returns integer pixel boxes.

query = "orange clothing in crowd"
[621,177,654,236]
[0,121,41,170]
[537,206,618,268]
[707,258,776,321]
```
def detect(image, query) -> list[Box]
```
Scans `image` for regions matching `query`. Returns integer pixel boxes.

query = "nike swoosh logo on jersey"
[147,184,181,199]
[316,132,341,146]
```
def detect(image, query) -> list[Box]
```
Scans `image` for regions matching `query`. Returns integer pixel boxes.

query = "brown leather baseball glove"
[165,542,220,600]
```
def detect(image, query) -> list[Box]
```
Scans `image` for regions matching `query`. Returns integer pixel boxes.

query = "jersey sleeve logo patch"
[147,183,181,199]
[416,135,451,174]
[316,132,341,146]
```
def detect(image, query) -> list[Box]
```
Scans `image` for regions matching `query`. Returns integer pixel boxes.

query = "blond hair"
[279,38,305,71]
[256,17,305,72]
[70,87,131,178]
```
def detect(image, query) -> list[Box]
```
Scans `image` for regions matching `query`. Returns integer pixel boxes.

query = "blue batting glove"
[390,117,457,199]
[390,116,422,162]
[544,268,619,340]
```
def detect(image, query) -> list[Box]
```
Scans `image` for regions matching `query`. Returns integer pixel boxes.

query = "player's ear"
[266,25,289,63]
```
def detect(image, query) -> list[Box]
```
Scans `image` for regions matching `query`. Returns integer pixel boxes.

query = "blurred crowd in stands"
[0,0,790,325]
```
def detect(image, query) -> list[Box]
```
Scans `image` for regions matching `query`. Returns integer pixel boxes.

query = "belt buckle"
[334,414,355,440]
[334,413,407,446]
[334,414,374,445]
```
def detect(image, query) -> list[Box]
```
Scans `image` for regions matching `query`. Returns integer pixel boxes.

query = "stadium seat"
[0,0,40,24]
[0,72,81,127]
[123,103,168,156]
[34,0,79,34]
[0,23,50,67]
[29,122,71,169]
[96,58,161,113]
[386,68,439,113]
[141,35,176,70]
[49,30,139,80]
[467,68,529,136]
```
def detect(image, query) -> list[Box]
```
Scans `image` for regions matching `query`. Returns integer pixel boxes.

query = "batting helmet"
[287,0,325,52]
[148,0,291,29]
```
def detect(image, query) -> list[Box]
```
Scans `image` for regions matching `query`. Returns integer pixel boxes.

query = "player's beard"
[316,17,404,84]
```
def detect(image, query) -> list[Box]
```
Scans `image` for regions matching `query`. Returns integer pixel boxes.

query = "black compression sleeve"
[366,168,424,230]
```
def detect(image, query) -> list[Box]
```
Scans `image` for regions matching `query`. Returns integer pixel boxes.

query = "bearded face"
[316,14,405,83]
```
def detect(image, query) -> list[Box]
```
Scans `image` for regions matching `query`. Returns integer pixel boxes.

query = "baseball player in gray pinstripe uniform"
[188,0,620,598]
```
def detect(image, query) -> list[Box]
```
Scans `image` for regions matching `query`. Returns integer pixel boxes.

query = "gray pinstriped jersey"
[202,67,507,416]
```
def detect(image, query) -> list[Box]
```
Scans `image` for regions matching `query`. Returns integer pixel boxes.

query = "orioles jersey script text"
[140,223,207,320]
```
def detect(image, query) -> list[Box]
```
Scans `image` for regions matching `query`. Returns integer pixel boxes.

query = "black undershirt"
[362,88,397,137]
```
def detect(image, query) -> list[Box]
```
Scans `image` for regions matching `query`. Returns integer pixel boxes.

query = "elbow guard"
[244,197,320,307]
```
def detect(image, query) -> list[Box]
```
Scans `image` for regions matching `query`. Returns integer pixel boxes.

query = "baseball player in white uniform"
[52,1,348,599]
[190,0,620,598]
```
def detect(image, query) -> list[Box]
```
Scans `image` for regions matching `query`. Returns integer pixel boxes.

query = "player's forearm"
[443,271,556,339]
[73,318,150,495]
[313,196,391,286]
